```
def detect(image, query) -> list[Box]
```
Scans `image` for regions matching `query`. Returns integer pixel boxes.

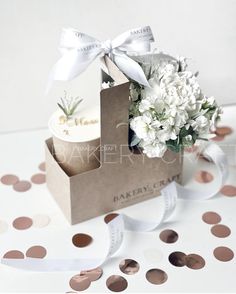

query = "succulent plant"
[57,91,83,119]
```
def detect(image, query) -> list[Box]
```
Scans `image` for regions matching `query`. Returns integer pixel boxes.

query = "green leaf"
[166,139,182,153]
[130,135,141,147]
[69,98,83,116]
[179,127,189,137]
[60,97,67,111]
[57,103,68,117]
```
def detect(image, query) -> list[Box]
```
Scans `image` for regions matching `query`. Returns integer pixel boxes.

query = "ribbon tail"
[46,49,100,94]
[113,54,150,87]
[52,49,98,81]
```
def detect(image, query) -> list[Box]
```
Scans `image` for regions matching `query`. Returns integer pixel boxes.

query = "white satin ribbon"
[48,26,154,89]
[1,142,228,272]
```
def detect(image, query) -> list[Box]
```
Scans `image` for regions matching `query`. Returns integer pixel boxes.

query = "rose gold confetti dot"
[13,216,33,230]
[159,229,178,243]
[220,185,236,197]
[13,180,31,192]
[202,211,221,224]
[69,274,91,291]
[195,170,214,183]
[215,126,233,136]
[26,245,47,258]
[185,254,205,270]
[72,233,92,248]
[106,275,128,292]
[80,267,103,282]
[119,259,140,275]
[3,250,24,259]
[213,246,234,262]
[0,219,8,233]
[211,224,231,238]
[31,173,46,184]
[211,135,225,142]
[104,213,119,224]
[32,214,51,228]
[146,269,168,285]
[168,251,186,267]
[38,162,46,172]
[1,174,19,185]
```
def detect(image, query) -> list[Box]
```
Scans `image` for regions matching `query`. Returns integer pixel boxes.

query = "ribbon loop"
[48,26,154,89]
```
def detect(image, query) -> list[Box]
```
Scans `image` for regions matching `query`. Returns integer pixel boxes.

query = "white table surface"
[0,105,235,293]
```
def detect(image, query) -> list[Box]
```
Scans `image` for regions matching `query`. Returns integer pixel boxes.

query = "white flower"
[141,77,162,100]
[190,115,209,134]
[140,141,167,158]
[182,134,193,146]
[210,106,223,131]
[129,53,221,158]
[130,112,155,142]
[129,83,140,101]
[102,82,110,89]
[178,56,188,71]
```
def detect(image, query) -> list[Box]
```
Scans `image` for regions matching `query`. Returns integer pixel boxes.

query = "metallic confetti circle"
[220,185,236,197]
[159,229,178,243]
[38,162,46,172]
[80,267,103,282]
[31,173,46,184]
[32,214,51,228]
[0,219,8,233]
[211,224,231,238]
[104,213,119,224]
[202,211,221,224]
[13,180,32,192]
[1,174,19,185]
[185,254,205,270]
[72,233,93,248]
[106,275,128,292]
[69,274,91,291]
[13,216,33,230]
[119,259,140,275]
[215,126,233,136]
[146,269,168,285]
[26,245,47,258]
[195,170,214,183]
[213,246,234,262]
[168,251,186,267]
[3,250,24,259]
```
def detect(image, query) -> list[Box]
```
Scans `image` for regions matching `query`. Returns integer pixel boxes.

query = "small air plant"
[57,91,83,119]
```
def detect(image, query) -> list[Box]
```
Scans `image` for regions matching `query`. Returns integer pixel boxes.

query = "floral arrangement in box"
[129,53,222,158]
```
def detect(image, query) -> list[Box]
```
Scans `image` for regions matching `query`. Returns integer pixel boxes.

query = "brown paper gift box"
[45,56,183,225]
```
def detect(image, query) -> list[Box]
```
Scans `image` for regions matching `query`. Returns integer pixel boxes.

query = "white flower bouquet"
[129,53,222,158]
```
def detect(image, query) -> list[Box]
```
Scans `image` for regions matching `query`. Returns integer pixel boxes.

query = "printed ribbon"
[48,26,154,89]
[1,142,228,272]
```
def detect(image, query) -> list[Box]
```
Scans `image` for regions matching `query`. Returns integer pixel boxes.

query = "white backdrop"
[0,0,236,133]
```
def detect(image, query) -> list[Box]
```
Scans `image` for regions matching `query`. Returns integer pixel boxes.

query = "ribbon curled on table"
[1,142,228,272]
[47,26,154,91]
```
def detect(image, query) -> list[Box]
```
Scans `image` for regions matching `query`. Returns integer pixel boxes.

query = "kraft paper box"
[45,57,183,225]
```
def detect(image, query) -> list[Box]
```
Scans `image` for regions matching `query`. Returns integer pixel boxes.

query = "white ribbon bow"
[49,26,154,88]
